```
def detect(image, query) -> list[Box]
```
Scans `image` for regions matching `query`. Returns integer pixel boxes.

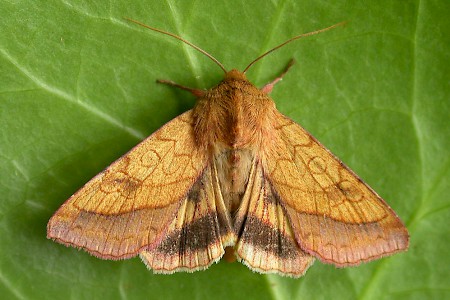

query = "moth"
[47,19,409,277]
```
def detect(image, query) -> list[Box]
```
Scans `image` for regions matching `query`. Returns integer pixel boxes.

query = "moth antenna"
[243,21,347,74]
[125,18,227,74]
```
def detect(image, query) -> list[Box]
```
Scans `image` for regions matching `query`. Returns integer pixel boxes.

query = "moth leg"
[260,59,295,94]
[157,79,205,97]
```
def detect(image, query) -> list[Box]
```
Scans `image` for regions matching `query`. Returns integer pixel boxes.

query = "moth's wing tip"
[295,224,411,267]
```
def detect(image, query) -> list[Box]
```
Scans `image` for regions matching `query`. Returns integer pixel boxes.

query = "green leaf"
[1,1,449,299]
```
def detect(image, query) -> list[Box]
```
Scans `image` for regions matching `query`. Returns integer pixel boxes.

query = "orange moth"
[47,19,409,277]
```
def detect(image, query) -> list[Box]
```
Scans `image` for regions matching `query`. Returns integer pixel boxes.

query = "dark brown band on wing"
[239,215,299,259]
[155,214,221,255]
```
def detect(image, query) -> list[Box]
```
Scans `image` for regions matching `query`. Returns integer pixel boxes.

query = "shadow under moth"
[47,20,409,277]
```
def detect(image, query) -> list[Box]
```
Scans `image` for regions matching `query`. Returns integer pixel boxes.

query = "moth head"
[224,69,247,81]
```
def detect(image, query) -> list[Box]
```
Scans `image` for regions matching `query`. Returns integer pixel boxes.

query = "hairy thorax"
[192,70,277,212]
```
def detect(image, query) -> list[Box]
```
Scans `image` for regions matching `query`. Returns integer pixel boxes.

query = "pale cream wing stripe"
[141,161,236,273]
[234,161,314,277]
